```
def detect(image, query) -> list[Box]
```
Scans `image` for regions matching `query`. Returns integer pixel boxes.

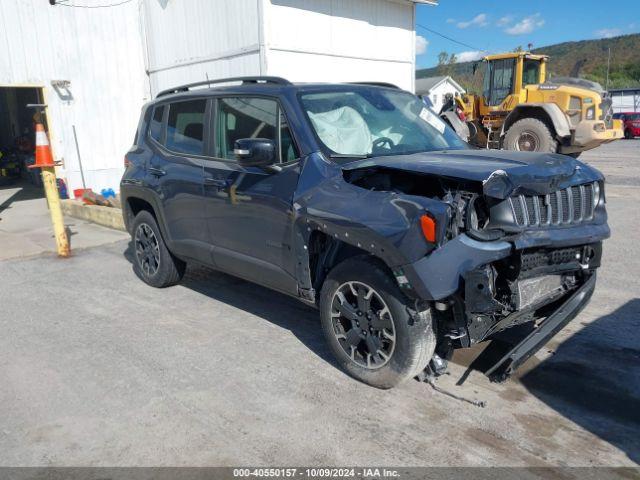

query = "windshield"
[299,88,468,159]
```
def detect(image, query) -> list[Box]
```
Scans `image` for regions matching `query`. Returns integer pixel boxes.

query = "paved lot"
[1,141,639,468]
[0,180,128,260]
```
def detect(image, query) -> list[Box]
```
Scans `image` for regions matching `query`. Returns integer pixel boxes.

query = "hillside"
[416,33,640,93]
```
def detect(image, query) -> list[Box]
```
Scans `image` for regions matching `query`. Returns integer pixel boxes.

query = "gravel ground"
[0,141,638,468]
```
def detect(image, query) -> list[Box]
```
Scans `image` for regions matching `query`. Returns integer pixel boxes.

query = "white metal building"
[414,75,465,113]
[610,88,640,113]
[0,0,436,197]
[0,0,147,195]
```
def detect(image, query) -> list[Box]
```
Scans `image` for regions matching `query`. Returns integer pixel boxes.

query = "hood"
[342,149,603,199]
[545,76,605,95]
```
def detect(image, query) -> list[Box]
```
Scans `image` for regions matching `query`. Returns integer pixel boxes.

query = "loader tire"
[504,118,558,153]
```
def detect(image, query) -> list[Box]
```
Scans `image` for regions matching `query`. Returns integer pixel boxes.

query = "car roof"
[152,81,405,103]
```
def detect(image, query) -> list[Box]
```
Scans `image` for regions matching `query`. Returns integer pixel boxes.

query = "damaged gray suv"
[121,77,608,389]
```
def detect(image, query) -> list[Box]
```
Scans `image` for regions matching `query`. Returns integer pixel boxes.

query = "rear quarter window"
[149,105,165,143]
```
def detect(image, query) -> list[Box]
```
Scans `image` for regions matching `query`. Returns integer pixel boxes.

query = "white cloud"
[415,35,429,55]
[497,15,513,27]
[455,50,486,63]
[457,13,489,29]
[595,28,622,38]
[505,14,545,35]
[446,18,456,24]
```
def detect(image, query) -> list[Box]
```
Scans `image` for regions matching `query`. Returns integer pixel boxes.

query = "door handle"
[204,177,227,188]
[149,166,166,177]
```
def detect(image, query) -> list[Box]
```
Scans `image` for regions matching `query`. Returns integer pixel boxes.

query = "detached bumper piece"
[484,272,596,382]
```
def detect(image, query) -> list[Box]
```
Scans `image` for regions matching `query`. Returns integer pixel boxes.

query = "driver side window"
[216,97,299,163]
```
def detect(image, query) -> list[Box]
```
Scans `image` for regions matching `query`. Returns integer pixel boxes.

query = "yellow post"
[40,166,70,257]
[29,120,70,257]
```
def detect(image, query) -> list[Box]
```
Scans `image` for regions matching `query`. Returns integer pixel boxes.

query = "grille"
[509,182,598,227]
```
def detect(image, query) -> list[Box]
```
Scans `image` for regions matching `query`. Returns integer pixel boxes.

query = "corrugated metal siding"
[264,0,415,90]
[144,0,416,93]
[268,50,414,89]
[0,0,418,192]
[143,0,262,95]
[0,0,148,193]
[611,90,640,113]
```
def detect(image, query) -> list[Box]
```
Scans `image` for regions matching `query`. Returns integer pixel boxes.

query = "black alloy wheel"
[135,223,161,277]
[330,281,396,369]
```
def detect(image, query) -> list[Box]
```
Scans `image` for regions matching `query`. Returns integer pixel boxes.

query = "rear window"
[149,105,165,143]
[166,100,206,155]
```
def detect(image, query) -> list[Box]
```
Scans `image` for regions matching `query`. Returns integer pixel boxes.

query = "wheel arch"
[121,185,172,246]
[301,229,404,303]
[502,103,572,140]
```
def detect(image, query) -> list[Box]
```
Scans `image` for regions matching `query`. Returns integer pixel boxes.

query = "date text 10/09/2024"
[233,468,401,478]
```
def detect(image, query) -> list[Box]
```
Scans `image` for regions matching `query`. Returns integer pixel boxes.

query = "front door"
[482,57,517,112]
[202,96,301,294]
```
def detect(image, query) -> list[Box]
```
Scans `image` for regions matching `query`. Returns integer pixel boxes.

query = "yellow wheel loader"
[443,52,623,157]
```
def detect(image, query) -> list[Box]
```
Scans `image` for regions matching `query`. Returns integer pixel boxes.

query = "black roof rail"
[156,76,292,98]
[348,81,400,89]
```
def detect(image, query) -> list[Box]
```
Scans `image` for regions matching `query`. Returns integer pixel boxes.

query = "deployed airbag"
[308,106,371,155]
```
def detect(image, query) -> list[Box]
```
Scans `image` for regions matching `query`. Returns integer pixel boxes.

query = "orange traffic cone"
[28,123,56,169]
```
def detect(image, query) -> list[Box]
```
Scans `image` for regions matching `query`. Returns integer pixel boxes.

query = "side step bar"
[485,273,597,382]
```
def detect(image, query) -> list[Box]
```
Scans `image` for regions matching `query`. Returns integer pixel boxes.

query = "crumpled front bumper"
[400,222,610,301]
[399,223,607,380]
[484,272,596,381]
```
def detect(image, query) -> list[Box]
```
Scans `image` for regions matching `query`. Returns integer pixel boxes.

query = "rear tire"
[131,210,185,288]
[625,129,634,140]
[503,118,558,153]
[319,256,435,389]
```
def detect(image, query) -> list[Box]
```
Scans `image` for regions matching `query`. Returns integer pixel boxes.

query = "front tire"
[319,256,435,389]
[503,118,558,153]
[131,210,185,288]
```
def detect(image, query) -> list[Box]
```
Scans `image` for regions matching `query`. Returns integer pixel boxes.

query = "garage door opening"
[0,86,49,212]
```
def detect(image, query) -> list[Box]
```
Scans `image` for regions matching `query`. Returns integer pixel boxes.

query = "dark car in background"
[121,77,609,389]
[613,112,640,139]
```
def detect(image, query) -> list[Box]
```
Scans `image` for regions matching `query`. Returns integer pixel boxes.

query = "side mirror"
[234,138,276,169]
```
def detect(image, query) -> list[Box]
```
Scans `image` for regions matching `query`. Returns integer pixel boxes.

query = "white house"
[0,0,437,197]
[415,75,465,113]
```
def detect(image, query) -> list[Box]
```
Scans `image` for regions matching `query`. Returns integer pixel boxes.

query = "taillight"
[456,107,466,122]
[420,214,437,243]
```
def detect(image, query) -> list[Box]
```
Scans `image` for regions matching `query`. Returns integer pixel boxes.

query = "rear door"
[202,96,301,294]
[147,98,211,263]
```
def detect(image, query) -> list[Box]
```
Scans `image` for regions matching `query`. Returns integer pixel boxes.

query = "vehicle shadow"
[123,241,339,370]
[520,299,640,464]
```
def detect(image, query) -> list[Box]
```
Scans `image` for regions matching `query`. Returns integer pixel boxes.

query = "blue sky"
[415,0,640,68]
